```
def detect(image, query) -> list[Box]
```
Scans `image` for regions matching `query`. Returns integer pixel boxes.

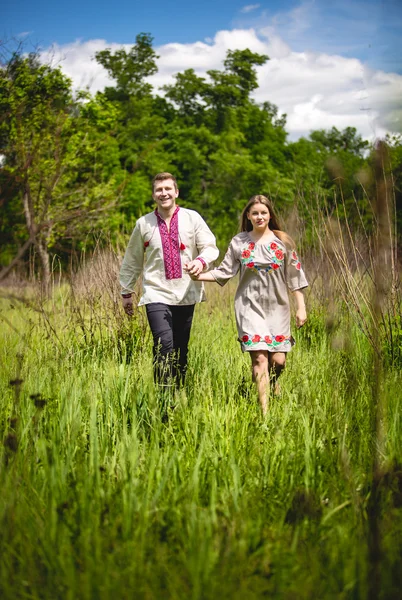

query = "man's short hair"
[152,172,178,191]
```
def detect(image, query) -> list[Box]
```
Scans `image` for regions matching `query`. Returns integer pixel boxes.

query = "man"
[120,172,219,390]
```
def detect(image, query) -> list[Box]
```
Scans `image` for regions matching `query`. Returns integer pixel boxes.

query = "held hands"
[184,259,204,279]
[122,296,134,316]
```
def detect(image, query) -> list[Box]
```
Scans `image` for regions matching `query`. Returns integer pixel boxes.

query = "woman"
[187,195,308,415]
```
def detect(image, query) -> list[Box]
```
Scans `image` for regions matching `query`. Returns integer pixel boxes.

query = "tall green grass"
[1,273,401,599]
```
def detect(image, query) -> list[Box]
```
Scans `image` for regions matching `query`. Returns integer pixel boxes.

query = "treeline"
[1,34,401,286]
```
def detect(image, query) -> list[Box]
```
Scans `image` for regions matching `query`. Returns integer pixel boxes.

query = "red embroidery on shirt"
[155,207,182,280]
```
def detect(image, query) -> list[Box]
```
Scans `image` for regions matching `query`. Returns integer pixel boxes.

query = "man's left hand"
[185,259,204,277]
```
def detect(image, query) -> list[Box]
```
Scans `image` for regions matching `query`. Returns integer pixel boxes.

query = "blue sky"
[2,0,401,140]
[3,0,401,72]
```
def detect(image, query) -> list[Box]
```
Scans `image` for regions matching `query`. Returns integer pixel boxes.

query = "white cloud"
[38,27,402,142]
[39,39,118,91]
[241,4,261,14]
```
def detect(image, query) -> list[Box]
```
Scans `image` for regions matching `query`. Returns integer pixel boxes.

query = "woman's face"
[247,202,270,231]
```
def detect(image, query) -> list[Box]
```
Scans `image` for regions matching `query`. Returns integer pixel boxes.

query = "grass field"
[1,263,401,599]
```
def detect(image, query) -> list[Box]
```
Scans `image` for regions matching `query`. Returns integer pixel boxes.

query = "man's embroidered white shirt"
[119,207,219,305]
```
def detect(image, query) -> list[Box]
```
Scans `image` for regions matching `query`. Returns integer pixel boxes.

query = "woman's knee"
[269,352,286,370]
[251,351,268,367]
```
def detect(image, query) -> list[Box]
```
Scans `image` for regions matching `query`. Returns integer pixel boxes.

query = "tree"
[287,127,372,231]
[309,126,369,156]
[204,49,269,133]
[162,69,207,126]
[94,35,174,223]
[0,51,121,289]
[95,33,159,99]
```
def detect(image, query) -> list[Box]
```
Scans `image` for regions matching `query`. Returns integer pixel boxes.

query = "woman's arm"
[190,271,217,282]
[292,289,307,328]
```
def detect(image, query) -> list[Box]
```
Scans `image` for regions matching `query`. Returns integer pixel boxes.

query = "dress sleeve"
[194,213,220,269]
[209,241,240,286]
[119,221,144,295]
[286,248,308,292]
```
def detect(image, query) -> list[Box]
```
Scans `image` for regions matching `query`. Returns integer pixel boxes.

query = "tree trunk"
[35,238,51,295]
[22,189,51,293]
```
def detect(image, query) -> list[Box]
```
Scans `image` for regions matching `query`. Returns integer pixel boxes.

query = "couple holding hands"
[120,172,307,415]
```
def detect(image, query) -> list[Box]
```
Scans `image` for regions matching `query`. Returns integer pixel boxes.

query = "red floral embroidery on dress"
[155,206,182,280]
[240,239,285,273]
[241,333,292,347]
[290,250,302,270]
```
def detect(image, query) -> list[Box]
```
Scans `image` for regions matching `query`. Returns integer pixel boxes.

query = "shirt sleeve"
[209,241,240,286]
[194,213,219,269]
[119,221,144,294]
[286,248,308,292]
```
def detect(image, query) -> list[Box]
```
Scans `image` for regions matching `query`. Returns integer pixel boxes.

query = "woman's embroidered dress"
[210,232,308,352]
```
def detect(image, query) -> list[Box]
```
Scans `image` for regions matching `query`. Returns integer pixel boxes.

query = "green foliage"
[0,51,122,278]
[95,33,159,98]
[381,310,402,369]
[162,69,208,125]
[2,37,402,277]
[384,134,402,234]
[0,285,401,598]
[205,48,269,114]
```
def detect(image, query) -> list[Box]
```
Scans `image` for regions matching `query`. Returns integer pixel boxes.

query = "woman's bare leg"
[250,351,269,415]
[268,352,286,394]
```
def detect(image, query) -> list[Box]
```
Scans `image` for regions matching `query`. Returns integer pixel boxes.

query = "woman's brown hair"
[240,195,294,248]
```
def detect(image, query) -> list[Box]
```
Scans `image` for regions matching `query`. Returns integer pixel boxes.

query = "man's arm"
[119,221,144,315]
[186,212,219,275]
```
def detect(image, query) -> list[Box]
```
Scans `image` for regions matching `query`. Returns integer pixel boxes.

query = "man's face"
[152,178,179,213]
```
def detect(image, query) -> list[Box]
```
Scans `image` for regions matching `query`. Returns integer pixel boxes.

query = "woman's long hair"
[240,195,294,248]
